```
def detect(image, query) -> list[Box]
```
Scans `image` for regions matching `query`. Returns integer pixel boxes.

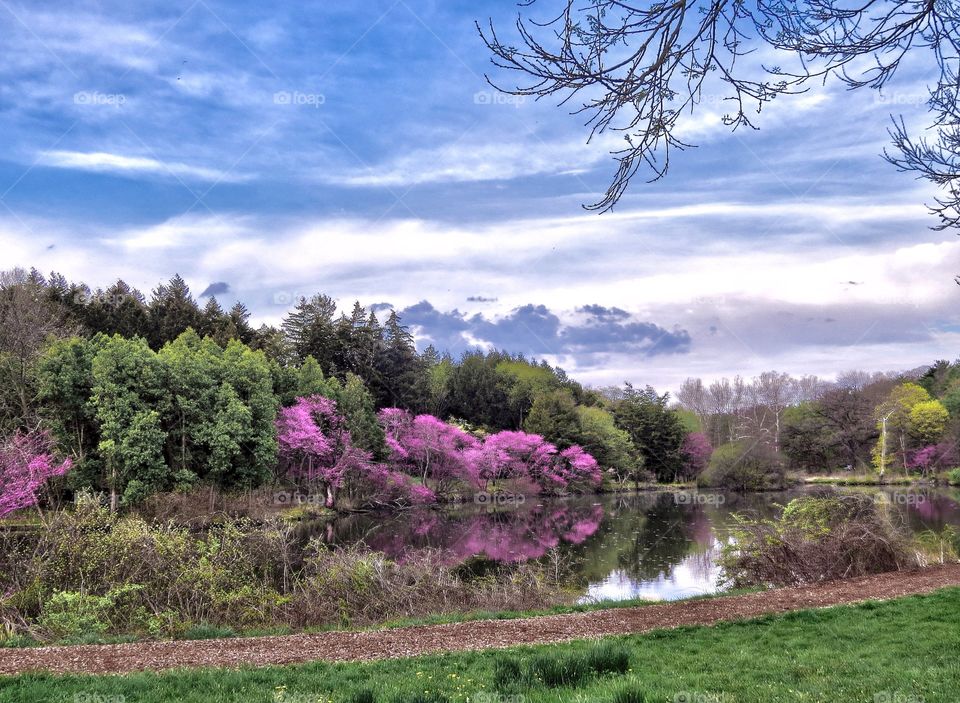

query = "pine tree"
[147,275,202,348]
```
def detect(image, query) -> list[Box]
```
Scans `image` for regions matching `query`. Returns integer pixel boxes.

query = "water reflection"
[305,487,960,602]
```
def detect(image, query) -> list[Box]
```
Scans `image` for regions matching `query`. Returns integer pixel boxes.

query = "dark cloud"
[577,304,630,320]
[467,295,498,302]
[400,301,472,352]
[398,300,691,361]
[370,302,394,312]
[199,281,231,297]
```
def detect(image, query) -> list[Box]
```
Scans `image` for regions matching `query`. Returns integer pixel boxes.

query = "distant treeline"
[0,268,700,505]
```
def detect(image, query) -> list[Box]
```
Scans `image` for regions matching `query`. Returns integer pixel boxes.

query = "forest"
[1,266,959,520]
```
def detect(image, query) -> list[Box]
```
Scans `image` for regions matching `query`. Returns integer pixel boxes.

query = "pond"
[304,486,960,602]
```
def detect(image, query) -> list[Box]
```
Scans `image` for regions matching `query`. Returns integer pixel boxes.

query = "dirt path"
[3,563,960,676]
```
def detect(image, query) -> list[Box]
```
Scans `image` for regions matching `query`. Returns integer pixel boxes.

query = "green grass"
[3,587,959,702]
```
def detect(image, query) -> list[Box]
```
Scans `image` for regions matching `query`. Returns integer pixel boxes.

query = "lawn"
[3,588,959,703]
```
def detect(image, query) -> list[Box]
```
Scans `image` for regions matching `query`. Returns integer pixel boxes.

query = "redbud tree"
[0,429,72,520]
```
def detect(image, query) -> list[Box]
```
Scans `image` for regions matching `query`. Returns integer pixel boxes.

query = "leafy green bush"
[698,441,785,491]
[37,591,114,639]
[946,468,960,485]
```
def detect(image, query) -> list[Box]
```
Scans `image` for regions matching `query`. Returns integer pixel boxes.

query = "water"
[304,487,960,602]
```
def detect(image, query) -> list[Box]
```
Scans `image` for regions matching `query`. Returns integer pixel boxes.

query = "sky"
[0,0,957,391]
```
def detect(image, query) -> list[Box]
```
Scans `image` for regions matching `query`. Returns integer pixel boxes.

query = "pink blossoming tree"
[0,429,72,520]
[378,408,480,495]
[471,431,601,494]
[906,442,957,477]
[276,395,368,508]
[278,397,438,508]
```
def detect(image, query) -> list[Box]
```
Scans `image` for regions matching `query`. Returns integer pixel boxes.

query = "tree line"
[676,367,959,477]
[0,268,709,510]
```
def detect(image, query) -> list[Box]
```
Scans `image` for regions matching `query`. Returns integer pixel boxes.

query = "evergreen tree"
[281,294,338,368]
[524,390,581,448]
[376,310,427,410]
[612,384,686,482]
[147,275,202,348]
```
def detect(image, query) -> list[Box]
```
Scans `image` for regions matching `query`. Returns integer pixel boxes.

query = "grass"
[3,587,959,702]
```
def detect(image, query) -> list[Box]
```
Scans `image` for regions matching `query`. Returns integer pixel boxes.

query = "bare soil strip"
[3,563,960,676]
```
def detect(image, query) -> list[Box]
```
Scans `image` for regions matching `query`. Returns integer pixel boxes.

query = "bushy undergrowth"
[0,498,569,643]
[698,441,786,492]
[720,492,922,587]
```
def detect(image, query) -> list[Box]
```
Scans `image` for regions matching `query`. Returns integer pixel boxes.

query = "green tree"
[523,390,580,447]
[447,351,513,430]
[90,335,169,505]
[873,383,933,472]
[334,372,387,459]
[575,405,640,484]
[117,410,168,505]
[376,310,427,411]
[909,400,949,444]
[612,384,686,483]
[199,383,254,489]
[281,294,338,368]
[147,275,202,348]
[423,345,454,417]
[35,336,104,469]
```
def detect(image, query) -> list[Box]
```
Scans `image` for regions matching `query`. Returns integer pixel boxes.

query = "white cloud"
[318,134,622,187]
[38,150,249,183]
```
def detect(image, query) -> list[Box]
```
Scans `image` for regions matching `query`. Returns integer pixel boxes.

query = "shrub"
[0,500,572,642]
[720,492,920,587]
[947,468,960,486]
[37,591,114,639]
[698,441,785,491]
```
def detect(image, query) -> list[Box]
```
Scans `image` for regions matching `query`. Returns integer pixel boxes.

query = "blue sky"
[0,0,957,389]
